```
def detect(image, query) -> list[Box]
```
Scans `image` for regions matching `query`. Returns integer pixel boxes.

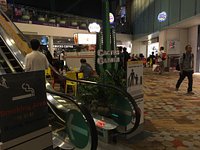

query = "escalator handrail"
[0,8,31,47]
[50,64,141,135]
[46,89,98,150]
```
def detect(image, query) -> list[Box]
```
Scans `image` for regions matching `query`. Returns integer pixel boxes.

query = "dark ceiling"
[13,0,106,19]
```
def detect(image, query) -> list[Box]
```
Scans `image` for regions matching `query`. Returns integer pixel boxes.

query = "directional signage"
[0,71,48,142]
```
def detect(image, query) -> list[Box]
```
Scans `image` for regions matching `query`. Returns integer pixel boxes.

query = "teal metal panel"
[160,0,169,28]
[197,0,200,14]
[143,0,150,33]
[181,0,196,20]
[134,0,140,34]
[138,0,143,34]
[154,0,161,31]
[148,0,155,33]
[169,0,180,25]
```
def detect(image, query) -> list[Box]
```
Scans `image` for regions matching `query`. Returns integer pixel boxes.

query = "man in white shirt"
[25,39,49,72]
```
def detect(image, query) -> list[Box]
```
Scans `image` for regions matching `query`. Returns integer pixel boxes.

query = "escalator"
[0,7,141,149]
[0,9,98,150]
[0,36,23,73]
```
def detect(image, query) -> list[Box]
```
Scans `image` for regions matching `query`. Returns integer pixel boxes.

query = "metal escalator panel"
[46,88,98,150]
[0,52,12,74]
[0,37,23,73]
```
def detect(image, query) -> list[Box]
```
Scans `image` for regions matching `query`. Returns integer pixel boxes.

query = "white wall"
[159,29,188,54]
[116,33,133,53]
[159,30,167,48]
[132,41,147,57]
[15,23,89,37]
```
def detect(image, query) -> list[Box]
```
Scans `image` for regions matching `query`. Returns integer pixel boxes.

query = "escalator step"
[0,45,6,48]
[3,52,11,55]
[8,59,15,61]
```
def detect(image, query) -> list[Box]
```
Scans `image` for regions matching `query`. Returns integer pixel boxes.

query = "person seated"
[79,59,94,79]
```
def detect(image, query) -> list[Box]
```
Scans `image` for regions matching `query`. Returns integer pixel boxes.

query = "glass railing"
[50,65,141,136]
[6,4,102,30]
[46,88,98,150]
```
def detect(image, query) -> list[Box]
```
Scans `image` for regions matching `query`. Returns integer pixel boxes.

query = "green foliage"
[77,68,127,116]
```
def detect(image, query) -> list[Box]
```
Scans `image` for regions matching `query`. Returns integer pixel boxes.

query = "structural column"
[48,36,54,56]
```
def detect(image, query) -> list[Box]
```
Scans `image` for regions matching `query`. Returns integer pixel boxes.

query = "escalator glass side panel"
[0,26,25,70]
[49,64,141,135]
[46,90,98,150]
[77,82,140,134]
[0,37,23,72]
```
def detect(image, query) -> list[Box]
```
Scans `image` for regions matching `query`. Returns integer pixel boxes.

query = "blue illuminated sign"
[158,11,167,22]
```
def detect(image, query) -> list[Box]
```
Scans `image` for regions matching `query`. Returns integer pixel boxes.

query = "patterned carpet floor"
[119,68,200,150]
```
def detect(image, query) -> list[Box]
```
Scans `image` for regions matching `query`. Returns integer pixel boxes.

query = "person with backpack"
[175,45,194,94]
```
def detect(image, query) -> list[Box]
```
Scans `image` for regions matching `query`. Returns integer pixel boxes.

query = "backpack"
[176,53,185,71]
[176,53,193,71]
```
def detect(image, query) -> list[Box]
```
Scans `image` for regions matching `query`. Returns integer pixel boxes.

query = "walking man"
[175,45,194,94]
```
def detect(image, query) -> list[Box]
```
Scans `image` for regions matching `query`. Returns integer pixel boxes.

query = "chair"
[78,72,84,79]
[45,67,52,78]
[65,71,77,96]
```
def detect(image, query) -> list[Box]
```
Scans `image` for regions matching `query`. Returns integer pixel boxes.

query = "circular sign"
[109,13,115,24]
[66,109,90,149]
[158,11,167,22]
[88,22,101,33]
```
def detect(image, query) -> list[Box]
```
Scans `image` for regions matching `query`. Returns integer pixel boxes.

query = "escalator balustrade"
[0,9,98,150]
[0,37,23,73]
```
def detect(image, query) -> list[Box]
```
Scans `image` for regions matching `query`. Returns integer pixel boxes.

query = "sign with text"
[127,61,144,125]
[74,33,96,45]
[0,71,48,142]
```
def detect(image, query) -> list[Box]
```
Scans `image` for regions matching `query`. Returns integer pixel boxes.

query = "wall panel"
[143,0,149,34]
[148,0,155,33]
[154,0,161,32]
[160,0,169,28]
[169,0,180,25]
[181,0,196,20]
[196,0,200,14]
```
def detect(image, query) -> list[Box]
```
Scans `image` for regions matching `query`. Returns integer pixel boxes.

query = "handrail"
[50,64,141,135]
[46,89,98,150]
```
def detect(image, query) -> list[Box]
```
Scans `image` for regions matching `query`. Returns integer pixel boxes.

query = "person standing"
[25,39,49,72]
[158,46,166,74]
[122,47,130,70]
[59,50,65,71]
[175,45,194,94]
[118,46,124,69]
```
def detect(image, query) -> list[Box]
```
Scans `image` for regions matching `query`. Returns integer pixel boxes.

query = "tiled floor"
[102,68,200,150]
